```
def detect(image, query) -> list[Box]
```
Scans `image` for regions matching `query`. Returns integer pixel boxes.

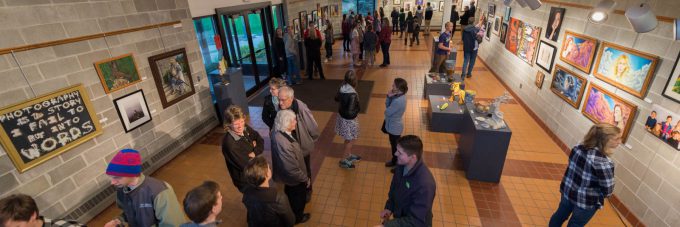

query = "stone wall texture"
[0,0,217,222]
[474,0,680,226]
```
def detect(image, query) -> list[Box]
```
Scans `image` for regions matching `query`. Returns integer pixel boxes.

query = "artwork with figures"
[550,65,587,108]
[94,53,141,94]
[394,0,401,5]
[293,19,300,36]
[504,17,541,66]
[300,11,307,32]
[594,42,658,98]
[545,7,565,42]
[114,90,152,133]
[149,48,195,109]
[560,31,598,74]
[662,51,680,103]
[582,83,637,143]
[645,104,680,150]
[535,71,545,89]
[404,1,413,11]
[499,23,508,44]
[536,40,557,73]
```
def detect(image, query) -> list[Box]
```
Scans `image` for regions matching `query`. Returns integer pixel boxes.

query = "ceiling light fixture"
[588,0,617,23]
[625,2,658,33]
[515,0,527,8]
[524,0,542,10]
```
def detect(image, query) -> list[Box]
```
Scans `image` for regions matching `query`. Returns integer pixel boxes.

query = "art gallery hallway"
[88,33,630,227]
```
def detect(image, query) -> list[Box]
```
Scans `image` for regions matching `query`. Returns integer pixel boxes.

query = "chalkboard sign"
[0,84,102,173]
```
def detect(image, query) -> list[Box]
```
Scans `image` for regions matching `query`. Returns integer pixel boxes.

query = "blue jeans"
[286,55,301,84]
[461,50,478,77]
[549,196,598,227]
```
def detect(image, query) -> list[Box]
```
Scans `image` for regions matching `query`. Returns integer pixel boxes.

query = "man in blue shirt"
[429,22,453,73]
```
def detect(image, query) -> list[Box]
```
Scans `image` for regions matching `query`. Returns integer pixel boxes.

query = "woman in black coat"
[242,156,296,227]
[273,28,287,78]
[221,105,264,193]
[262,78,287,129]
[335,70,361,168]
[304,24,325,80]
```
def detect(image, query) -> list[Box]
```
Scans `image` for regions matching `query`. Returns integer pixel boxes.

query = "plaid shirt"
[559,145,615,210]
[42,216,86,227]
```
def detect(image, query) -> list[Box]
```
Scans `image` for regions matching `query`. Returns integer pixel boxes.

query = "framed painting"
[550,64,587,109]
[394,0,402,5]
[306,14,313,27]
[416,0,423,5]
[485,21,492,41]
[439,1,444,11]
[663,51,680,103]
[505,17,541,66]
[114,89,152,133]
[293,18,301,37]
[94,53,142,94]
[560,31,598,74]
[404,1,414,11]
[312,10,318,24]
[593,42,658,98]
[331,4,339,17]
[645,104,680,150]
[582,83,637,143]
[0,84,102,172]
[299,11,307,32]
[545,7,565,42]
[536,40,557,73]
[536,71,545,89]
[488,3,496,19]
[499,23,508,44]
[505,17,521,54]
[504,6,511,23]
[148,48,195,109]
[493,16,501,35]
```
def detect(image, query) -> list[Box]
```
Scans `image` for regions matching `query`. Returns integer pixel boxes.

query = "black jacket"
[450,9,460,23]
[304,37,322,57]
[222,125,264,192]
[460,10,471,26]
[262,94,277,128]
[462,25,480,53]
[424,8,433,20]
[335,86,360,120]
[384,160,436,227]
[391,10,399,20]
[242,187,296,227]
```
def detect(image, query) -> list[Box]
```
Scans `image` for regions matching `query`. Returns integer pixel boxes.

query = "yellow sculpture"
[450,82,461,101]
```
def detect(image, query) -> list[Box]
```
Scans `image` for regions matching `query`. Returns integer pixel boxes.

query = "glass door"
[223,14,259,93]
[247,11,271,85]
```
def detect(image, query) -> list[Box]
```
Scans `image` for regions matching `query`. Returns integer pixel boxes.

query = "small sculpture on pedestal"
[218,57,230,85]
[484,92,512,129]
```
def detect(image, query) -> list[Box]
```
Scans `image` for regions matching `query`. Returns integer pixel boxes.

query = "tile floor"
[88,32,630,226]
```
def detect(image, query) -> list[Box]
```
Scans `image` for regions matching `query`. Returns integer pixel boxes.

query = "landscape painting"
[94,54,141,94]
[582,83,637,143]
[594,42,658,98]
[550,65,587,108]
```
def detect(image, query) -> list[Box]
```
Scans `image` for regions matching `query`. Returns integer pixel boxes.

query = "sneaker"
[347,154,362,162]
[339,159,355,168]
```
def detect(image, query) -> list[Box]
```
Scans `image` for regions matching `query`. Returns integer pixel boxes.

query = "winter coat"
[242,187,296,227]
[287,99,320,157]
[335,84,360,120]
[262,94,278,129]
[271,130,307,186]
[115,175,185,227]
[221,125,265,192]
[383,160,436,227]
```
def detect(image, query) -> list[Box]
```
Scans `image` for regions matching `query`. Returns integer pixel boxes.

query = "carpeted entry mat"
[248,79,374,114]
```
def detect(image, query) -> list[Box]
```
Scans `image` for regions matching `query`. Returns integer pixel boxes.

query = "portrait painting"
[148,48,195,109]
[545,7,566,42]
[94,53,141,94]
[536,40,557,73]
[560,31,598,74]
[299,11,307,32]
[113,90,152,133]
[582,83,637,143]
[499,23,508,44]
[646,104,680,150]
[536,71,545,89]
[505,17,521,54]
[594,42,658,98]
[307,14,313,27]
[663,51,680,103]
[515,19,541,66]
[493,16,501,35]
[550,65,587,108]
[416,0,423,5]
[504,6,511,23]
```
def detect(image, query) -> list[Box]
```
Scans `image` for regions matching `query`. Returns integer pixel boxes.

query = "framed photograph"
[114,90,152,133]
[535,71,545,89]
[493,16,501,35]
[394,0,402,5]
[404,1,414,11]
[500,23,508,44]
[94,53,142,94]
[148,48,195,109]
[560,31,598,74]
[488,3,496,19]
[504,6,511,23]
[551,65,587,109]
[582,83,637,143]
[0,84,102,173]
[645,104,680,150]
[536,40,557,73]
[485,21,492,41]
[439,1,444,11]
[663,51,680,103]
[593,42,658,99]
[545,7,566,42]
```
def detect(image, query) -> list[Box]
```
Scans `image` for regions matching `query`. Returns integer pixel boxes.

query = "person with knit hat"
[104,149,185,227]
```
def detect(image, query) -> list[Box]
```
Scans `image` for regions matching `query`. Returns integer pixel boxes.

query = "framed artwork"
[94,53,142,94]
[404,1,414,11]
[114,89,152,133]
[560,31,598,74]
[307,14,313,27]
[299,11,307,33]
[582,83,637,143]
[505,17,541,66]
[312,10,318,23]
[439,1,445,11]
[545,7,566,42]
[645,104,680,150]
[488,3,496,19]
[394,0,402,4]
[0,84,102,172]
[493,16,501,35]
[148,48,195,109]
[536,71,545,89]
[292,19,300,37]
[485,21,492,41]
[331,4,339,17]
[499,23,508,44]
[416,0,423,5]
[593,42,658,98]
[551,65,587,109]
[536,40,557,73]
[504,6,511,23]
[663,51,680,103]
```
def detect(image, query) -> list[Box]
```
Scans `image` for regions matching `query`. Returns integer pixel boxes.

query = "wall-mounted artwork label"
[559,31,597,74]
[550,65,587,109]
[646,104,680,150]
[594,42,658,99]
[94,53,142,94]
[0,84,102,172]
[149,48,195,109]
[582,83,637,143]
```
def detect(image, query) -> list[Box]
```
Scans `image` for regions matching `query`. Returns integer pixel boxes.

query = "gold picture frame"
[559,31,598,74]
[94,53,142,94]
[581,83,638,143]
[593,41,659,99]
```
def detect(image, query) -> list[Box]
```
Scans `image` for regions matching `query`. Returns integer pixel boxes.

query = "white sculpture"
[485,92,512,129]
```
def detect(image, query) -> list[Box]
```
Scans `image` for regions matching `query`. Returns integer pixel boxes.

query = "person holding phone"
[383,78,408,172]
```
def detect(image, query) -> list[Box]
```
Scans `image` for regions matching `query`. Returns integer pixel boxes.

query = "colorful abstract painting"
[582,84,637,143]
[594,42,658,98]
[504,17,541,66]
[560,31,597,74]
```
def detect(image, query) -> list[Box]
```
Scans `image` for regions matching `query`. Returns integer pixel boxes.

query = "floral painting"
[560,31,597,74]
[582,84,637,143]
[594,42,658,98]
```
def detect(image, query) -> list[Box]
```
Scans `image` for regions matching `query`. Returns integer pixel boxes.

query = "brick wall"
[474,0,680,226]
[0,0,217,222]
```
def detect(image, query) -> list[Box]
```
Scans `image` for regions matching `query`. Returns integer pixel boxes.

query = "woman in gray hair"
[270,110,311,224]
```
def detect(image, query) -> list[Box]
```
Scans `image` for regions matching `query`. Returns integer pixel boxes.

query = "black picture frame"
[536,40,557,73]
[662,51,680,103]
[113,89,152,133]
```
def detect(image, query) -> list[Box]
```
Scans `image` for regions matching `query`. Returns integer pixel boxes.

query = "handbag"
[381,120,388,134]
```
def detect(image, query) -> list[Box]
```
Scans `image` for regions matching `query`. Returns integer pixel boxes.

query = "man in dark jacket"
[460,6,471,26]
[222,105,264,192]
[424,2,434,35]
[180,181,223,227]
[379,135,436,227]
[398,9,406,37]
[461,18,481,79]
[390,8,399,34]
[0,194,86,227]
[470,1,477,16]
[450,5,460,37]
[242,156,296,227]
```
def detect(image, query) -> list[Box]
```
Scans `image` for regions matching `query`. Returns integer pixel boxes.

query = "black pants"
[284,182,307,222]
[304,155,312,203]
[392,20,399,33]
[359,42,364,59]
[325,42,332,58]
[388,133,400,164]
[306,53,325,79]
[412,32,420,45]
[452,23,457,37]
[381,42,391,65]
[343,34,350,51]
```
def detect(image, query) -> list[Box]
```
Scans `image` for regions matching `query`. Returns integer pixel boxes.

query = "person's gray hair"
[278,86,295,99]
[274,109,296,132]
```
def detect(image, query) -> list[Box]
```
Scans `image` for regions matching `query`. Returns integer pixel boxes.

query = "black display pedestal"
[427,95,466,133]
[214,67,249,123]
[424,73,463,98]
